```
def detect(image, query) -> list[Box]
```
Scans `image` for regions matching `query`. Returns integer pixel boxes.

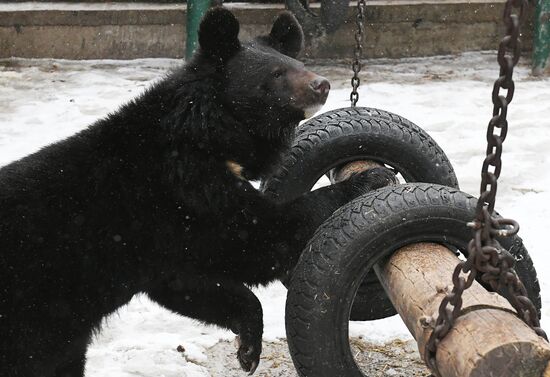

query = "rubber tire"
[261,107,459,320]
[285,183,541,377]
[261,107,459,203]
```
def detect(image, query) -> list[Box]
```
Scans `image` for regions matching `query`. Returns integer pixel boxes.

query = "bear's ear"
[268,12,304,58]
[198,7,241,61]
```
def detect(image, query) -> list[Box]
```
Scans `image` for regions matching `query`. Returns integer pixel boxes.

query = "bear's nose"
[310,77,331,98]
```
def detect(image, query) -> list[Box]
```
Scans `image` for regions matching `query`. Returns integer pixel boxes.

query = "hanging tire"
[285,183,541,377]
[261,107,459,203]
[261,107,459,320]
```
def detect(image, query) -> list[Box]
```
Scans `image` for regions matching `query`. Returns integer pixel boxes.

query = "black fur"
[198,6,240,61]
[0,7,395,376]
[260,11,304,58]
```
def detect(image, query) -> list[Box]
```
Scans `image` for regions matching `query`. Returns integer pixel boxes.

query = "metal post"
[186,0,211,59]
[533,0,550,75]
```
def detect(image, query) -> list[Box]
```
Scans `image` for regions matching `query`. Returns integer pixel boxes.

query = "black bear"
[0,7,395,377]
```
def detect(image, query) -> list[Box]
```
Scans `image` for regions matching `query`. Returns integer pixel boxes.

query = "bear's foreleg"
[237,167,398,285]
[146,275,262,373]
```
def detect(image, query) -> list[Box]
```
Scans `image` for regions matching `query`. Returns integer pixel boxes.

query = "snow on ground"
[0,53,549,376]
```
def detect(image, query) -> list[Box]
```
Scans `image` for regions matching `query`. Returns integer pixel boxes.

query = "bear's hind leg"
[53,333,88,377]
[55,355,86,377]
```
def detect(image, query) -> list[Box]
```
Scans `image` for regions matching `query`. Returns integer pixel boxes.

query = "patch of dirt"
[203,337,430,377]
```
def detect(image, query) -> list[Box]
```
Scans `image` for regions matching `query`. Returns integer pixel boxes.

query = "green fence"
[533,0,550,75]
[186,0,211,58]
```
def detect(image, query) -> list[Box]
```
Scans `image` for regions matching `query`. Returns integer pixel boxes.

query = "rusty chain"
[350,0,366,107]
[424,1,547,375]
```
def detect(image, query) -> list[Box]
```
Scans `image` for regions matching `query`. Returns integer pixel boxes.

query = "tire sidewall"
[263,107,458,202]
[286,184,539,376]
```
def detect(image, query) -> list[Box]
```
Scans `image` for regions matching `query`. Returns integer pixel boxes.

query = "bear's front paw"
[349,167,398,196]
[236,331,262,375]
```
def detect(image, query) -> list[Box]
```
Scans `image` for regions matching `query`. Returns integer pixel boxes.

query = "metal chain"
[424,1,547,375]
[350,0,366,107]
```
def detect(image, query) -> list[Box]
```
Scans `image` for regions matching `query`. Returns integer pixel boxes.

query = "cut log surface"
[374,242,550,377]
[329,160,384,183]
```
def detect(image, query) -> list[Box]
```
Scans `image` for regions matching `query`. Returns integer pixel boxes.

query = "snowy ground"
[1,52,549,376]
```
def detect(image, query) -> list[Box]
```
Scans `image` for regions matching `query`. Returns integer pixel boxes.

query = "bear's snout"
[310,77,331,101]
[285,71,331,119]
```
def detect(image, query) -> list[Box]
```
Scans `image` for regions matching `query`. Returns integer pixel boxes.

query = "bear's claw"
[248,361,259,375]
[236,335,261,374]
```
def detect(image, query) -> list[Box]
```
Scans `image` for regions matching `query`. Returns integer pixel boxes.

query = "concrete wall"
[307,1,534,59]
[0,1,534,60]
[0,4,187,59]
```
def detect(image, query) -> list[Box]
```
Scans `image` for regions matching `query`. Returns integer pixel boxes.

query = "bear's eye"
[272,69,285,79]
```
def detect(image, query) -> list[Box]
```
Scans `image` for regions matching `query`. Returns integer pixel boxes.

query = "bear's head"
[195,7,330,179]
[198,7,329,122]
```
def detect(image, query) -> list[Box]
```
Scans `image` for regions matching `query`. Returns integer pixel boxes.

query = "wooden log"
[373,242,550,377]
[328,160,383,184]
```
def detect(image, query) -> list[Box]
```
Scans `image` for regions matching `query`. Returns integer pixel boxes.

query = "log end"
[437,309,550,377]
[469,340,550,377]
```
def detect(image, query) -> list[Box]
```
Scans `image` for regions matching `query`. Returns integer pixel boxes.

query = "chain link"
[424,1,547,375]
[350,0,366,106]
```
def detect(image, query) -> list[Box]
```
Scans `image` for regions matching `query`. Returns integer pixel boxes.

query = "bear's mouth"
[302,104,323,119]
